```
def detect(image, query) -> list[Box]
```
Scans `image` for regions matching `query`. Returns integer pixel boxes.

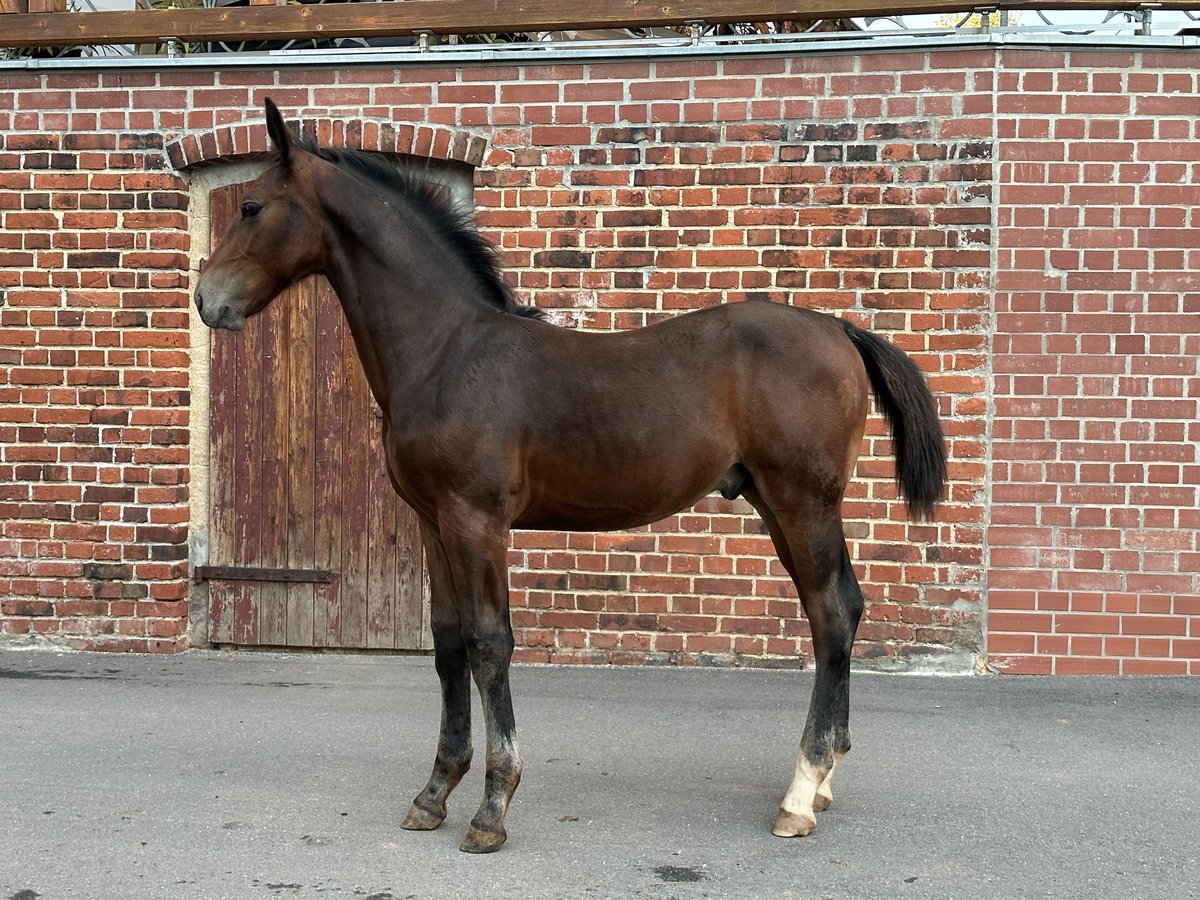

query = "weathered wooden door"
[202,181,429,649]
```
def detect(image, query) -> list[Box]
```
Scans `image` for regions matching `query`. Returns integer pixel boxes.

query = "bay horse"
[195,99,947,853]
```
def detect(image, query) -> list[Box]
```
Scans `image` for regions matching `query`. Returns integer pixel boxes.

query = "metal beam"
[2,0,1197,50]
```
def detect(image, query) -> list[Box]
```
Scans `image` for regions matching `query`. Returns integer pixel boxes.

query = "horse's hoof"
[772,808,816,838]
[813,790,832,813]
[459,823,506,853]
[401,802,445,831]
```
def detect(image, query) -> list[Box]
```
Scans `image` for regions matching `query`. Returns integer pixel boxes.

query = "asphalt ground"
[0,649,1197,900]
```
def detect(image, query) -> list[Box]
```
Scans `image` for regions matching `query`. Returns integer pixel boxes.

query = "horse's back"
[539,299,857,374]
[519,299,868,445]
[622,300,868,423]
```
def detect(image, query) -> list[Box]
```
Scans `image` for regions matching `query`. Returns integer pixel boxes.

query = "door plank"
[337,323,370,648]
[366,401,396,649]
[231,247,264,645]
[395,501,425,648]
[312,281,345,647]
[258,295,290,645]
[285,276,318,646]
[206,184,239,645]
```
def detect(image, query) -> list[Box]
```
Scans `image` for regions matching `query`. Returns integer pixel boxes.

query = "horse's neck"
[316,178,484,417]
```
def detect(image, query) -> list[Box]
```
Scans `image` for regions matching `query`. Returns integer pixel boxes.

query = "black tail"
[841,320,947,520]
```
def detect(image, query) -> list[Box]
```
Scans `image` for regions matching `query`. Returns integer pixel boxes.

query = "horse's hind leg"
[745,486,865,838]
[402,525,474,832]
[775,535,863,837]
[805,544,863,817]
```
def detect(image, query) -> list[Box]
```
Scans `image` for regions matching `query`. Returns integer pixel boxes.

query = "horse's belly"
[511,458,739,532]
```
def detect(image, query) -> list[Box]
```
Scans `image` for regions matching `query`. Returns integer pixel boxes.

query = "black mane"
[302,140,545,321]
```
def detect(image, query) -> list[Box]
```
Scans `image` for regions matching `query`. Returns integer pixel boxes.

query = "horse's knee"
[464,623,515,671]
[433,641,468,680]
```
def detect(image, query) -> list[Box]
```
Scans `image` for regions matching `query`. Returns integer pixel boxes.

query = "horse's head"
[194,98,325,331]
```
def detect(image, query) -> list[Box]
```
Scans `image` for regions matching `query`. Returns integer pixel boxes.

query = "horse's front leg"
[440,514,522,854]
[402,525,473,831]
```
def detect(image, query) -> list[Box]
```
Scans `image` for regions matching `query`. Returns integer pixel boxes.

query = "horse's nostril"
[196,292,204,313]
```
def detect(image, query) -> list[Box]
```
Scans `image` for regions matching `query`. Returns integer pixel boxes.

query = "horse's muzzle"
[193,281,245,331]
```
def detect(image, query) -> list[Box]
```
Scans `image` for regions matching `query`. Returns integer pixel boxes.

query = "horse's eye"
[241,201,262,219]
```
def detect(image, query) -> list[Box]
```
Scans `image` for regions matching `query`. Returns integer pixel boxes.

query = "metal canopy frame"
[2,0,1198,56]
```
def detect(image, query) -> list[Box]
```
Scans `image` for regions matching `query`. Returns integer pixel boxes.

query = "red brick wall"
[989,51,1200,675]
[0,45,1196,672]
[476,54,992,668]
[0,81,192,652]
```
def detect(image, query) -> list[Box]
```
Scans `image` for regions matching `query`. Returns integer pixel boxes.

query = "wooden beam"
[0,0,1194,49]
[0,0,28,14]
[195,565,337,584]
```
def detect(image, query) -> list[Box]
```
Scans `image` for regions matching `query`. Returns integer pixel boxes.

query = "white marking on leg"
[814,753,843,813]
[774,729,841,837]
[773,756,823,837]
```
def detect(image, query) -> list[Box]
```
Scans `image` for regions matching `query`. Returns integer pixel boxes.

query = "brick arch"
[166,116,488,171]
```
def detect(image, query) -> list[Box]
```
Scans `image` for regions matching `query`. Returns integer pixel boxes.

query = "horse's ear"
[264,97,293,165]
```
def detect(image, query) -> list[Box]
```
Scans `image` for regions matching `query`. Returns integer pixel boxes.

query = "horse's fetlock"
[486,752,522,790]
